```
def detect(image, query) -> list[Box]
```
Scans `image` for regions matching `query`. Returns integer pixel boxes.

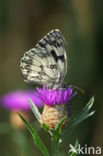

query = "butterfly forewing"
[20,29,67,89]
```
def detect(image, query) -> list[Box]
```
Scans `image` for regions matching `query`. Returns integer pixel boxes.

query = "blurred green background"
[0,0,103,156]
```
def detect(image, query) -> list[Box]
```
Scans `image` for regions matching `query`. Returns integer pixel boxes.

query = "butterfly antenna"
[70,85,85,94]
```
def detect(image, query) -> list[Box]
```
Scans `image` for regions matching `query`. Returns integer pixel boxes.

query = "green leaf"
[18,113,49,156]
[42,123,53,136]
[76,96,95,117]
[29,98,41,123]
[42,123,50,132]
[53,116,67,142]
[42,123,52,134]
[63,97,95,139]
[70,97,95,129]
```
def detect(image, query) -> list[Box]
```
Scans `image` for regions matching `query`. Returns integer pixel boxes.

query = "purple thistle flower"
[39,86,77,129]
[1,90,44,111]
[35,86,77,106]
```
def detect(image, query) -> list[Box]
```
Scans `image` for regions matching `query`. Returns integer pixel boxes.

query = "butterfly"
[20,29,67,89]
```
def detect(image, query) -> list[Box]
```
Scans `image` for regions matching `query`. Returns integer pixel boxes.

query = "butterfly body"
[20,29,67,89]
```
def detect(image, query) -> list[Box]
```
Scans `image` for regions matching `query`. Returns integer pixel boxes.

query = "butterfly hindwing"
[20,29,67,88]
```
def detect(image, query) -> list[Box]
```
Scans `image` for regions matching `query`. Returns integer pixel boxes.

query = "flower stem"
[52,140,59,156]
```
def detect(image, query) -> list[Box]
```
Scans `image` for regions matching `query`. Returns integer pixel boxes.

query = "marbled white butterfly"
[20,29,67,89]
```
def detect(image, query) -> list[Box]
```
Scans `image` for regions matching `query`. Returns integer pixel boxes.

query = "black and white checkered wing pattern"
[20,29,67,89]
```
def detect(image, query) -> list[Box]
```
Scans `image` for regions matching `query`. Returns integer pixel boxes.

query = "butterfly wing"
[20,29,67,88]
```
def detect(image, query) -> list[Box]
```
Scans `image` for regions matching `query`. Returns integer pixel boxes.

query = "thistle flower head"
[35,86,77,106]
[34,86,77,129]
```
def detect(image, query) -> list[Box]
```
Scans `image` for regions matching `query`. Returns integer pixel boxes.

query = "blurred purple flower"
[35,86,77,106]
[1,90,44,111]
